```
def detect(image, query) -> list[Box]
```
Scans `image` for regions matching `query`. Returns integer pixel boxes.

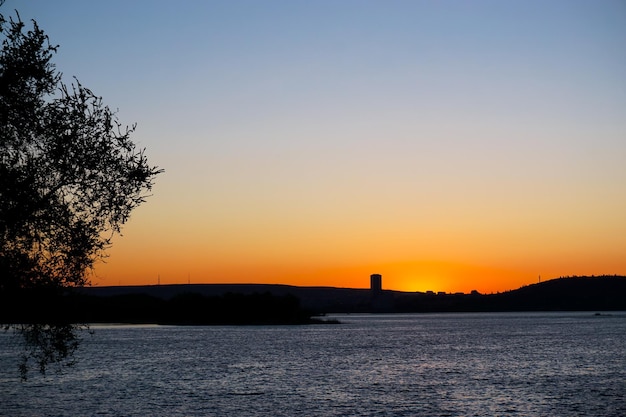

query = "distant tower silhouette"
[370,274,382,293]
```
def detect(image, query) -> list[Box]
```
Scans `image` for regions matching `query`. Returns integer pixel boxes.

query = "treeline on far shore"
[2,275,625,325]
[0,290,334,325]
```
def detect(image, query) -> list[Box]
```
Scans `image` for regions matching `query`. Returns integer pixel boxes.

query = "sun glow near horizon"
[91,241,547,294]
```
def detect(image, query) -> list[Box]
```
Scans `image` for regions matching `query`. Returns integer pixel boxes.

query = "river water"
[1,312,625,416]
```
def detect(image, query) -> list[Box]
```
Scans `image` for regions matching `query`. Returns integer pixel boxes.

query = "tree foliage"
[0,5,162,378]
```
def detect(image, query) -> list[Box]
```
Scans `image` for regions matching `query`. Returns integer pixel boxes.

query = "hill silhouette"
[394,275,626,313]
[2,276,624,325]
[487,275,626,311]
[78,275,626,314]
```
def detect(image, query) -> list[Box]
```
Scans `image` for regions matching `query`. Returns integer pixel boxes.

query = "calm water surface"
[1,312,625,416]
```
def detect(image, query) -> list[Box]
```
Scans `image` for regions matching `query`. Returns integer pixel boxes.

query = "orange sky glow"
[15,1,625,294]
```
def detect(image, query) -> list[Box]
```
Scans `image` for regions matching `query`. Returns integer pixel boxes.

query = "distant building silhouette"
[370,274,382,293]
[369,273,393,312]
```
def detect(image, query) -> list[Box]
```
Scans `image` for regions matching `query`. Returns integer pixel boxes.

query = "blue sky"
[5,1,626,291]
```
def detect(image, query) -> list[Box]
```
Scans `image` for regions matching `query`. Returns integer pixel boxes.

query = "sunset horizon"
[88,262,624,295]
[12,0,624,298]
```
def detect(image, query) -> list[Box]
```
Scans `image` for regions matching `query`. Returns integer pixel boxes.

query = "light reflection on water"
[1,312,625,416]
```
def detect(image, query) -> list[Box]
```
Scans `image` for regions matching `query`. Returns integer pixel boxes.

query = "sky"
[6,0,626,293]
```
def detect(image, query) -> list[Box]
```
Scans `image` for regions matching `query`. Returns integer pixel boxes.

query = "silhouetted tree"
[0,4,161,379]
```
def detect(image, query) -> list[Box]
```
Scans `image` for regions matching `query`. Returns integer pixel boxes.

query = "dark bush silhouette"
[0,290,323,326]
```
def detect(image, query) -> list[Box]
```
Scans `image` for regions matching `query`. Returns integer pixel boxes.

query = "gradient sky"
[8,0,626,293]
